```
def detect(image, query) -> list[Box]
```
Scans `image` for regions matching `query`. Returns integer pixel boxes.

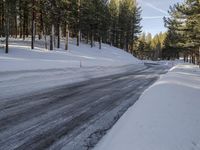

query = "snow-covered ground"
[0,38,141,71]
[95,64,200,150]
[0,38,143,99]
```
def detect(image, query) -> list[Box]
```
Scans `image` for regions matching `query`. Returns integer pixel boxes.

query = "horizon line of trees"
[133,32,166,60]
[0,0,142,54]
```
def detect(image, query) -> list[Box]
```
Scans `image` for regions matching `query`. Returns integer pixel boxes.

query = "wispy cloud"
[143,16,170,19]
[144,2,168,15]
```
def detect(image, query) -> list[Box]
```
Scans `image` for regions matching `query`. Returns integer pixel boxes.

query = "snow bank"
[94,64,200,150]
[0,38,143,99]
[0,38,141,72]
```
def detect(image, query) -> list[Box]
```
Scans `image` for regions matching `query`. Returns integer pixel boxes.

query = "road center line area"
[0,64,168,150]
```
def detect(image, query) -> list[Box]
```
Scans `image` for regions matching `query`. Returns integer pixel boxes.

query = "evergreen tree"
[164,0,200,63]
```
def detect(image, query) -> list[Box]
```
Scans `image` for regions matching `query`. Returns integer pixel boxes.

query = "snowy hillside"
[0,38,141,72]
[0,38,143,99]
[95,64,200,150]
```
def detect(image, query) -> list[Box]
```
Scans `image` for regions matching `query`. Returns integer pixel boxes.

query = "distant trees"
[163,0,200,64]
[134,32,166,60]
[0,0,142,54]
[135,0,200,62]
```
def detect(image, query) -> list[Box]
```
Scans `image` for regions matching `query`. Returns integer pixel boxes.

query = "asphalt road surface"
[0,64,168,150]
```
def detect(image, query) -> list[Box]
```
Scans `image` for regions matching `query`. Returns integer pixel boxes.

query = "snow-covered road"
[0,65,145,100]
[0,64,168,150]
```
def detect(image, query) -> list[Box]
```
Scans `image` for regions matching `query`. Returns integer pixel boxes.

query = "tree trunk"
[125,37,129,52]
[0,2,4,37]
[192,53,195,64]
[86,32,89,44]
[186,54,189,62]
[5,0,9,53]
[31,0,35,49]
[65,24,69,50]
[77,0,80,46]
[57,24,60,48]
[38,9,43,40]
[50,24,54,50]
[14,13,17,38]
[109,29,113,46]
[22,6,26,40]
[5,31,9,53]
[19,0,22,38]
[77,30,80,46]
[189,55,192,63]
[44,25,47,49]
[184,53,186,62]
[91,32,94,48]
[99,36,102,49]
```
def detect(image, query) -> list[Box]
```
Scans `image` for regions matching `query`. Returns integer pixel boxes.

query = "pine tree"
[118,0,142,51]
[164,0,200,63]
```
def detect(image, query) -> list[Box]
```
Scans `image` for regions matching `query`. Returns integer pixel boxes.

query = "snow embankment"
[95,64,200,150]
[0,38,143,99]
[0,38,141,72]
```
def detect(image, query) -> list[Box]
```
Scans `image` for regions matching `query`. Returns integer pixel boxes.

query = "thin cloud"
[144,2,168,15]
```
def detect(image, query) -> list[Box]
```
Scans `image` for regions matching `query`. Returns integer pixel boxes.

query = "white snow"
[0,38,141,72]
[0,38,142,99]
[94,64,200,150]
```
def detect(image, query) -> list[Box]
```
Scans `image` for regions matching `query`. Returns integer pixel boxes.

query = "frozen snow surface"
[95,64,200,150]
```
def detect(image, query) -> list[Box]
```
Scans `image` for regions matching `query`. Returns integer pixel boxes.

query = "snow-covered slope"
[94,64,200,150]
[0,38,143,99]
[0,38,141,72]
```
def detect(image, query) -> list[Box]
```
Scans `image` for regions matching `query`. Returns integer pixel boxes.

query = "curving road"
[0,64,168,150]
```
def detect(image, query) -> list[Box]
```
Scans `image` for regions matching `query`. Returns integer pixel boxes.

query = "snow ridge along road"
[0,64,168,150]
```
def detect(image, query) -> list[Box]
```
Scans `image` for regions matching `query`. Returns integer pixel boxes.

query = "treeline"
[163,0,200,64]
[0,0,142,54]
[133,32,166,60]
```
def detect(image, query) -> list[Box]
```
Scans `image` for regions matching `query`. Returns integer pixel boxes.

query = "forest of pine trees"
[163,0,200,64]
[133,32,166,60]
[0,0,142,54]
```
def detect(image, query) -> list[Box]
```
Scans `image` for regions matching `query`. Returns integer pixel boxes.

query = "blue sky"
[138,0,183,35]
